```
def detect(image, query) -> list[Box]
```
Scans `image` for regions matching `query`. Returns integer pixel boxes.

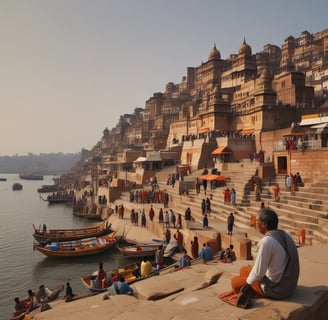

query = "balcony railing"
[274,139,322,151]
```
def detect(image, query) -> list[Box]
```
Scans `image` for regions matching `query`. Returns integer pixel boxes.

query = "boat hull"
[34,232,120,258]
[33,221,112,243]
[19,174,43,180]
[117,244,159,258]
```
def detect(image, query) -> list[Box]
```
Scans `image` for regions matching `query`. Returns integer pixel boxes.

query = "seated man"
[224,244,237,262]
[179,250,191,268]
[140,257,152,277]
[26,289,40,312]
[231,208,299,308]
[63,282,75,302]
[199,242,213,262]
[13,297,27,317]
[36,284,61,303]
[114,277,134,295]
[96,262,107,288]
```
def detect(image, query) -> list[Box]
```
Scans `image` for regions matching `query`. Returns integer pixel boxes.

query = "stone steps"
[118,161,328,246]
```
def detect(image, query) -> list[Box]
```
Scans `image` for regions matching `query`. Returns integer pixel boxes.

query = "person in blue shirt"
[179,250,191,268]
[115,277,134,295]
[199,242,213,262]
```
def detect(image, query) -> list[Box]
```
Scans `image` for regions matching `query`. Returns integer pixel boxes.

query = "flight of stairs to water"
[114,162,328,246]
[155,162,328,246]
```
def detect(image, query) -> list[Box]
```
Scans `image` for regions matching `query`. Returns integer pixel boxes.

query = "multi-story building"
[88,28,328,172]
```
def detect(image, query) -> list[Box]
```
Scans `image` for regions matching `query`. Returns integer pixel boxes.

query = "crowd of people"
[129,189,170,207]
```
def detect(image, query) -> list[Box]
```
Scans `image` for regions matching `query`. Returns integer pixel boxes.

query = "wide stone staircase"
[113,161,328,247]
[153,161,328,246]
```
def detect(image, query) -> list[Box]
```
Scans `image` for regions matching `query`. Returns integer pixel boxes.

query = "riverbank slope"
[32,213,328,320]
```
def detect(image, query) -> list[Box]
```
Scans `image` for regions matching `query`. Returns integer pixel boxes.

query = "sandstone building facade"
[80,28,328,178]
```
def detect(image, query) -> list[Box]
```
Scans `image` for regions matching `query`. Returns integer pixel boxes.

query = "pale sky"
[0,0,327,156]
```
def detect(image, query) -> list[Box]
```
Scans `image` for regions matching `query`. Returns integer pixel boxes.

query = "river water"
[0,174,129,320]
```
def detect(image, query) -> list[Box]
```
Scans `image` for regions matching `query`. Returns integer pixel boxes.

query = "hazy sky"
[0,0,327,156]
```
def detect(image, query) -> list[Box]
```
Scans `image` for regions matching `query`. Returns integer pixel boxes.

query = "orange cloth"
[231,265,264,297]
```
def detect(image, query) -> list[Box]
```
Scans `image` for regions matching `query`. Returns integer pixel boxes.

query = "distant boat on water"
[19,173,44,180]
[0,178,7,181]
[12,183,23,191]
[37,184,61,193]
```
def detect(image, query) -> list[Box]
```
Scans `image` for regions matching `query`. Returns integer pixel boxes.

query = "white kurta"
[247,234,287,286]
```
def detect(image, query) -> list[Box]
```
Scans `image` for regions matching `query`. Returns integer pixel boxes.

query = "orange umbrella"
[198,174,226,181]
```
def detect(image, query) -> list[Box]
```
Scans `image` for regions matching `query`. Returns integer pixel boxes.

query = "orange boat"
[34,232,120,258]
[32,221,112,243]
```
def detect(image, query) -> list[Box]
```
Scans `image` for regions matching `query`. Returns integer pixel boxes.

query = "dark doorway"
[277,156,287,174]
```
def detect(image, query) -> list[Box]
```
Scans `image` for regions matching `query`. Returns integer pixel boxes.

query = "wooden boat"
[47,198,72,204]
[117,243,160,258]
[37,184,61,193]
[34,232,120,257]
[40,192,74,204]
[19,173,44,180]
[32,221,112,243]
[12,183,23,190]
[81,262,140,293]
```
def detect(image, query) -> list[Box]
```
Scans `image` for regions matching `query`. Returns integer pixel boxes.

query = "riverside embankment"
[32,211,328,320]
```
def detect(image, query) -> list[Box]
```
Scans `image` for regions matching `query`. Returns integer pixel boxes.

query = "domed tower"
[208,44,221,61]
[239,38,252,56]
[256,67,274,93]
[231,38,256,84]
[103,127,110,137]
[255,67,276,108]
[101,127,111,153]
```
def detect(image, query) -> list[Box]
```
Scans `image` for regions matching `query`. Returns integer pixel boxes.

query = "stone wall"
[290,148,328,182]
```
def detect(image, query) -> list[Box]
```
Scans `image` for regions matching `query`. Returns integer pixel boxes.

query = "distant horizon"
[0,151,82,157]
[1,0,327,155]
[0,152,80,174]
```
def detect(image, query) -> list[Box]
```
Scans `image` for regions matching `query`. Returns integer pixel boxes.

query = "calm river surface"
[0,174,128,319]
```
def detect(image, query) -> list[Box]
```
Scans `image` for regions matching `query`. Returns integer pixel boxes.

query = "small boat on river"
[32,221,112,243]
[34,232,120,258]
[12,183,23,191]
[117,243,160,258]
[81,262,140,293]
[19,173,44,180]
[37,184,62,193]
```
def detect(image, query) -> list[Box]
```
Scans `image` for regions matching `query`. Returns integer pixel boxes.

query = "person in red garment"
[96,262,107,288]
